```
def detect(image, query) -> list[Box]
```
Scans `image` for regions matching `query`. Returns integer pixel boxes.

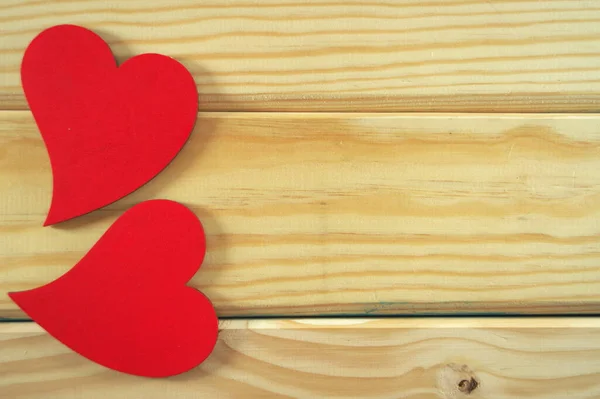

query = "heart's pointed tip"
[44,203,73,226]
[43,214,58,227]
[7,290,27,307]
[44,203,59,226]
[42,213,68,226]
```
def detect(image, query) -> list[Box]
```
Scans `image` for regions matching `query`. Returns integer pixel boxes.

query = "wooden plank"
[2,0,600,112]
[3,111,600,318]
[1,318,600,398]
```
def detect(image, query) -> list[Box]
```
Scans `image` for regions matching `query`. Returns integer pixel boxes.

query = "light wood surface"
[2,0,600,112]
[3,111,600,318]
[1,318,600,398]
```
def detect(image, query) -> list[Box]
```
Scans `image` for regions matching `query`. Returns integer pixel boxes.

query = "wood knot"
[437,363,480,398]
[458,378,478,394]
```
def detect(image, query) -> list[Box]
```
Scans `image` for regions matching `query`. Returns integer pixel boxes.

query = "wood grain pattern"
[1,318,600,398]
[2,0,600,112]
[2,111,600,318]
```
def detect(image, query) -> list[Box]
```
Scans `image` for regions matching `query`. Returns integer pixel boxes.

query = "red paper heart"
[21,25,198,226]
[9,200,218,378]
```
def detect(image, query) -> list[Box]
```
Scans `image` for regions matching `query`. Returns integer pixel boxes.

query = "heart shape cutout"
[9,200,218,377]
[21,25,198,226]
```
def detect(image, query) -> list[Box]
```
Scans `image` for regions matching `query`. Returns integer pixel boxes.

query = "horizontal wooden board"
[2,0,600,112]
[2,111,600,318]
[1,318,600,398]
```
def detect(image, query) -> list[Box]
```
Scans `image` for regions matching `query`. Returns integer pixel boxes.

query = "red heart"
[9,200,218,378]
[21,25,198,226]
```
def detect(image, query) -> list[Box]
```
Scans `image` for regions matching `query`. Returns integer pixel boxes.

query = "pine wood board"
[1,318,600,398]
[2,111,600,318]
[2,0,600,112]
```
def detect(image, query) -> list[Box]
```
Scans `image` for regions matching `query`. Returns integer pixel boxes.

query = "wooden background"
[2,0,600,112]
[3,318,600,399]
[3,112,600,318]
[1,1,600,397]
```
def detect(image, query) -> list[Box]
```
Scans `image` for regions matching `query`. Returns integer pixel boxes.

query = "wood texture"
[3,111,600,318]
[2,0,600,112]
[1,318,600,398]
